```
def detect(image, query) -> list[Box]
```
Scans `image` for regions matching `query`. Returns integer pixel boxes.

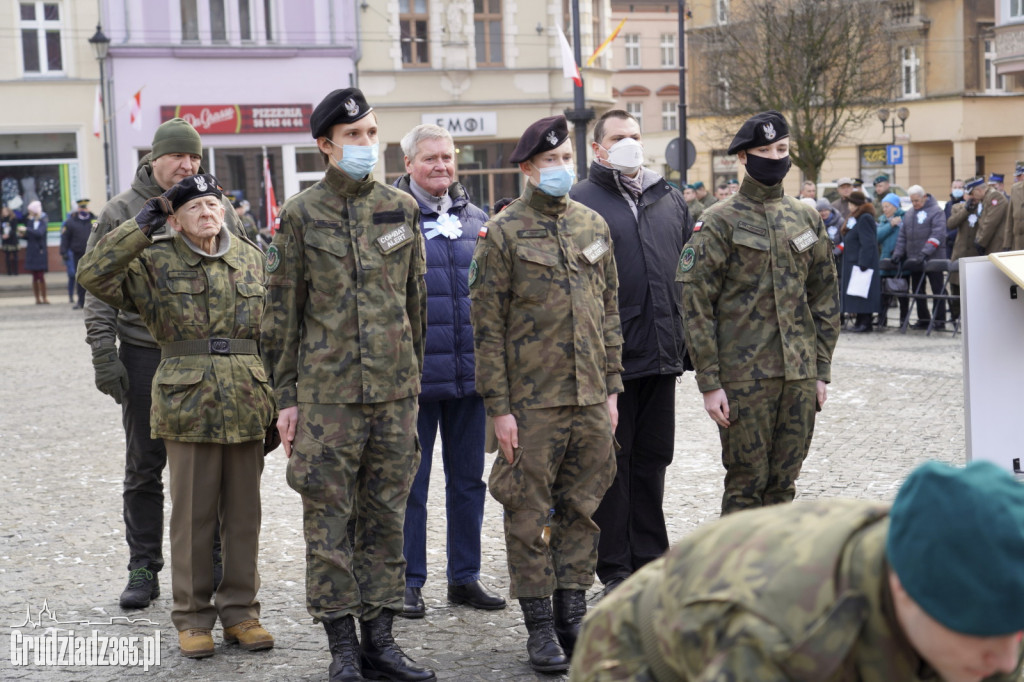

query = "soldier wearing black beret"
[469,114,622,672]
[678,110,840,516]
[261,87,434,681]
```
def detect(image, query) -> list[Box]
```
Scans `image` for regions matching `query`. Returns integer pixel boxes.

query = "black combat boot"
[119,567,159,609]
[359,610,436,681]
[324,615,363,682]
[552,589,587,657]
[519,597,569,673]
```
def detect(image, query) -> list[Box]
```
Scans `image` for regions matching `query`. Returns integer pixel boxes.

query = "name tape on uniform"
[790,229,818,253]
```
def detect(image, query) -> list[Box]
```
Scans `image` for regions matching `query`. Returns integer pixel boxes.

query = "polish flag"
[557,28,582,88]
[93,85,102,138]
[129,89,142,130]
[264,154,279,233]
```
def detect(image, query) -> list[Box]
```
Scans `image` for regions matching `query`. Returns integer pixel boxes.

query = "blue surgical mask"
[328,139,379,179]
[535,165,575,197]
[951,188,964,199]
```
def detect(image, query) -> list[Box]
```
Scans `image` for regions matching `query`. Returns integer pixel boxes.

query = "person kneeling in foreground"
[571,460,1024,682]
[79,174,275,659]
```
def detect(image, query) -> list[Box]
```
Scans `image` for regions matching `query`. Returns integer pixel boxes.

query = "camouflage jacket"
[571,500,1024,682]
[77,220,273,444]
[973,188,1012,254]
[83,154,250,351]
[469,182,623,417]
[260,164,427,408]
[677,176,839,393]
[1012,182,1024,252]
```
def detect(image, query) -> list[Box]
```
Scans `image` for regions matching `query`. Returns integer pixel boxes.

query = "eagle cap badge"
[195,175,208,192]
[546,130,559,147]
[344,98,359,117]
[763,122,777,140]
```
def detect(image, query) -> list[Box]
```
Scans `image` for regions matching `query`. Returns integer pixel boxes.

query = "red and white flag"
[264,154,279,233]
[557,28,582,87]
[129,89,142,131]
[93,85,103,138]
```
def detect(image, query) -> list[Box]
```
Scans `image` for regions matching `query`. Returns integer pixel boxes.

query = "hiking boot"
[223,619,274,651]
[178,628,214,658]
[324,615,362,682]
[119,567,159,609]
[552,589,587,657]
[519,597,569,673]
[360,610,435,681]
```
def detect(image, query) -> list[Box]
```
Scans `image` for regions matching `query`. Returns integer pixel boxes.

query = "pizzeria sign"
[160,104,313,134]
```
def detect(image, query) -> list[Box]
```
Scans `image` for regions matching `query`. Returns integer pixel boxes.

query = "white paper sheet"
[846,266,873,298]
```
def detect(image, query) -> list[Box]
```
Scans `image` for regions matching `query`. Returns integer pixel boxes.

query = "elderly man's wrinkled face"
[169,196,225,246]
[910,193,926,210]
[406,137,456,198]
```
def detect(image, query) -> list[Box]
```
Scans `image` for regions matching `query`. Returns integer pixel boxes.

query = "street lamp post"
[877,106,909,186]
[89,24,112,200]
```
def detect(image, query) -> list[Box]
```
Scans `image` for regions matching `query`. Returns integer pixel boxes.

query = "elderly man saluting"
[78,174,275,659]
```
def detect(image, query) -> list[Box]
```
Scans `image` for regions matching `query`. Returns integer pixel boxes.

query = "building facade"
[994,0,1024,80]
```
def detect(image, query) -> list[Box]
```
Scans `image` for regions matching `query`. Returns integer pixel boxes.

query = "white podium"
[961,252,1024,472]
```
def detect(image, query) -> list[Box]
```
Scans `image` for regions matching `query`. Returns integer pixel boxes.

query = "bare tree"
[692,0,901,182]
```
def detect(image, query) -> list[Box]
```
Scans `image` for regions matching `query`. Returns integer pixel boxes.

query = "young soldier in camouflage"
[677,111,839,516]
[78,174,274,658]
[469,115,622,673]
[571,460,1024,682]
[260,88,434,682]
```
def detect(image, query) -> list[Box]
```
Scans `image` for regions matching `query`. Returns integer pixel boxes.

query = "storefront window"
[0,132,78,226]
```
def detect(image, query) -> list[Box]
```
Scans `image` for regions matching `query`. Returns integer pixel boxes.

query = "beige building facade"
[610,0,1024,198]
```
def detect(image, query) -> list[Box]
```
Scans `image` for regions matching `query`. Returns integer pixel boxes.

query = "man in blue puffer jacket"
[394,124,507,618]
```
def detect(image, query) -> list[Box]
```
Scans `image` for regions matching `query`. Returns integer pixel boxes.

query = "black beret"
[169,173,224,212]
[310,88,374,139]
[509,115,570,164]
[727,110,790,155]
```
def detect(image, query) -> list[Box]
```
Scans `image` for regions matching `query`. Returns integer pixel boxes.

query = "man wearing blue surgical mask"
[569,110,692,597]
[469,114,623,673]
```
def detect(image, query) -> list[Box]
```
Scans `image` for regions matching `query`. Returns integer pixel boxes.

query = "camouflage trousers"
[488,404,616,599]
[286,398,419,622]
[718,378,817,515]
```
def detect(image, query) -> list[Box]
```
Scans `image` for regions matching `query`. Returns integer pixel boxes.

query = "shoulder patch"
[693,221,703,232]
[468,259,479,287]
[582,238,610,264]
[679,246,696,273]
[266,245,281,272]
[790,229,818,253]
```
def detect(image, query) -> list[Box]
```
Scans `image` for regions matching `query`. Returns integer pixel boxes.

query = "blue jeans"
[403,395,486,587]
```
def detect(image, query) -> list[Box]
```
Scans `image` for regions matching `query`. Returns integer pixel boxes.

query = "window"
[900,46,920,98]
[626,102,643,131]
[19,2,63,75]
[662,101,678,131]
[1011,0,1023,18]
[474,0,503,66]
[400,0,430,66]
[984,39,1005,92]
[239,0,253,41]
[181,0,199,42]
[624,34,640,68]
[264,0,275,41]
[715,70,731,110]
[716,0,729,24]
[660,33,676,68]
[210,0,227,43]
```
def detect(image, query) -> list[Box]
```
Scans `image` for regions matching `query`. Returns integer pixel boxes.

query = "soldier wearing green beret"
[572,460,1024,681]
[469,114,623,673]
[260,87,434,682]
[677,110,840,516]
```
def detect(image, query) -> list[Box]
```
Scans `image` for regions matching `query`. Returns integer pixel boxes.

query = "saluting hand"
[493,413,519,464]
[703,388,730,428]
[277,405,298,458]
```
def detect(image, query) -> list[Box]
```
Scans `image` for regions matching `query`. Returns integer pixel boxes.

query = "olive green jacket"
[78,220,273,443]
[260,165,427,408]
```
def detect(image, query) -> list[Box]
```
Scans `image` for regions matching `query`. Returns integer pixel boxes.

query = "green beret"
[887,460,1024,636]
[152,118,202,160]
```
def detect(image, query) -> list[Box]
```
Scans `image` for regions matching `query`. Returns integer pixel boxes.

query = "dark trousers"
[592,374,676,583]
[910,269,946,324]
[67,252,85,305]
[4,248,18,275]
[404,395,487,588]
[120,343,167,573]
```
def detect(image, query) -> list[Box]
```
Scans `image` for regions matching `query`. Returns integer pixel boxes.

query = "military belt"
[161,338,258,358]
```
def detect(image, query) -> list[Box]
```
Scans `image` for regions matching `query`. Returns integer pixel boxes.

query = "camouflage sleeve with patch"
[677,215,730,392]
[407,209,428,374]
[469,218,513,416]
[76,218,154,316]
[805,215,840,383]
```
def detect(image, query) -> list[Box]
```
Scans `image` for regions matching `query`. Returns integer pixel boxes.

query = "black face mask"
[744,154,791,186]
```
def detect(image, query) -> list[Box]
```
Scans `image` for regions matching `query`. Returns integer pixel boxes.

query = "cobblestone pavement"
[0,297,966,680]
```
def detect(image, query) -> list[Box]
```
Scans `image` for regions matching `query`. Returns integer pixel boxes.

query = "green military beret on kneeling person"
[887,460,1024,637]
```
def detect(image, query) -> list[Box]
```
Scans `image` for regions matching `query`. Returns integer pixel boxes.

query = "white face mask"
[603,138,645,176]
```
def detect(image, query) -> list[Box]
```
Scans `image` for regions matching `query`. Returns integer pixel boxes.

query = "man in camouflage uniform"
[571,460,1024,682]
[78,174,274,659]
[82,118,245,609]
[1011,162,1024,251]
[260,88,434,682]
[947,176,1009,295]
[678,111,839,516]
[469,115,622,673]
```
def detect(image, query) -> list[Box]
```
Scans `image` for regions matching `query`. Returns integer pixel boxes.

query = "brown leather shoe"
[224,619,274,651]
[178,628,215,658]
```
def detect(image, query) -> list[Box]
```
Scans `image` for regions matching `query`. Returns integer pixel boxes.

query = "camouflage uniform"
[677,176,839,515]
[1011,180,1024,251]
[948,187,1011,287]
[469,182,623,599]
[260,164,427,622]
[571,499,1024,681]
[77,217,272,631]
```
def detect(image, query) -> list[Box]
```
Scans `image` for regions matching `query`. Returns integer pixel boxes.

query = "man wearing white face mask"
[470,114,622,673]
[261,88,434,682]
[569,109,692,595]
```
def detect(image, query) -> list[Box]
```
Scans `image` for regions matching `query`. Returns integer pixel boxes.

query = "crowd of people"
[67,97,1024,682]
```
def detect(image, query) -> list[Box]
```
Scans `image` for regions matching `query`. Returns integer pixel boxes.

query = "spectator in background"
[990,172,1008,197]
[3,204,20,275]
[682,184,704,221]
[799,180,816,199]
[831,177,854,221]
[944,178,965,257]
[20,200,49,304]
[692,180,711,209]
[726,178,739,195]
[876,193,907,328]
[891,185,948,330]
[871,174,891,204]
[817,197,843,256]
[233,199,258,242]
[1011,162,1024,251]
[713,183,730,202]
[60,198,94,309]
[840,191,881,333]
